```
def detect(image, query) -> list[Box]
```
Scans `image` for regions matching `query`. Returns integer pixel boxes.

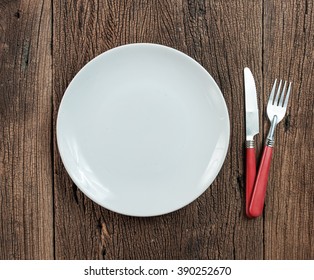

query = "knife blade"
[245,68,259,141]
[244,67,259,218]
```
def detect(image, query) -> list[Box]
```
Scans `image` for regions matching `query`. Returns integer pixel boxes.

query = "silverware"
[244,67,259,218]
[248,79,292,218]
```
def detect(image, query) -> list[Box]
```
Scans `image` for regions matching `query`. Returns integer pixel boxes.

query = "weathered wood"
[263,0,314,259]
[0,0,53,259]
[0,0,312,260]
[52,0,263,259]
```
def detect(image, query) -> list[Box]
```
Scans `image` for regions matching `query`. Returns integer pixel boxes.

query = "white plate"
[57,43,229,217]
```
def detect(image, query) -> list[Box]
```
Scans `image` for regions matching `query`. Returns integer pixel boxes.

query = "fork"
[248,79,292,218]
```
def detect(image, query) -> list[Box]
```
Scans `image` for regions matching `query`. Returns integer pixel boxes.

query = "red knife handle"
[246,147,256,218]
[249,145,273,218]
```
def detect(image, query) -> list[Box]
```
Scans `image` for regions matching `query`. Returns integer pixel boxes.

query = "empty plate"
[57,43,229,216]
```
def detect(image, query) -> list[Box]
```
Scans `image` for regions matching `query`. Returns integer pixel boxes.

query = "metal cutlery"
[244,68,259,218]
[248,79,292,218]
[244,68,292,218]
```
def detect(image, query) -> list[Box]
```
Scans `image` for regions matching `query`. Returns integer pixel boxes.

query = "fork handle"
[248,145,273,218]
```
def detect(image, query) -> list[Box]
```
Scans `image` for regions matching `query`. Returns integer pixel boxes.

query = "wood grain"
[52,0,264,259]
[263,0,314,259]
[0,0,53,259]
[0,0,313,260]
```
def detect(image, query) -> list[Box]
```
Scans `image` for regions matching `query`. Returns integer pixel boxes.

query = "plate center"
[94,85,188,182]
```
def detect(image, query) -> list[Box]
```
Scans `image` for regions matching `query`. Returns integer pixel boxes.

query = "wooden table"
[0,0,313,260]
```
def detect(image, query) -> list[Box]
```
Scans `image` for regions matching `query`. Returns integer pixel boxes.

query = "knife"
[244,67,259,218]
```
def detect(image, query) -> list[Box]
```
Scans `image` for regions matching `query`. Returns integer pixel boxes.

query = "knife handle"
[249,145,273,218]
[246,142,256,218]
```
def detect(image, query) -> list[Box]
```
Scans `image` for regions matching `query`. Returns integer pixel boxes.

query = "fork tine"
[274,80,282,105]
[283,82,292,108]
[268,79,277,105]
[279,81,287,106]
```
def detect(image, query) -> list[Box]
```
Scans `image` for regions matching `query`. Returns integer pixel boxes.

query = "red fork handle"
[246,147,256,218]
[248,145,273,218]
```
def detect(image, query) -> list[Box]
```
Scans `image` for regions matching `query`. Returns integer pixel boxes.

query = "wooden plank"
[0,1,53,259]
[53,0,263,259]
[263,0,314,259]
[193,0,264,259]
[53,1,263,259]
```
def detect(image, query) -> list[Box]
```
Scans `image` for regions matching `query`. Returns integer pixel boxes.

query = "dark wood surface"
[0,0,313,260]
